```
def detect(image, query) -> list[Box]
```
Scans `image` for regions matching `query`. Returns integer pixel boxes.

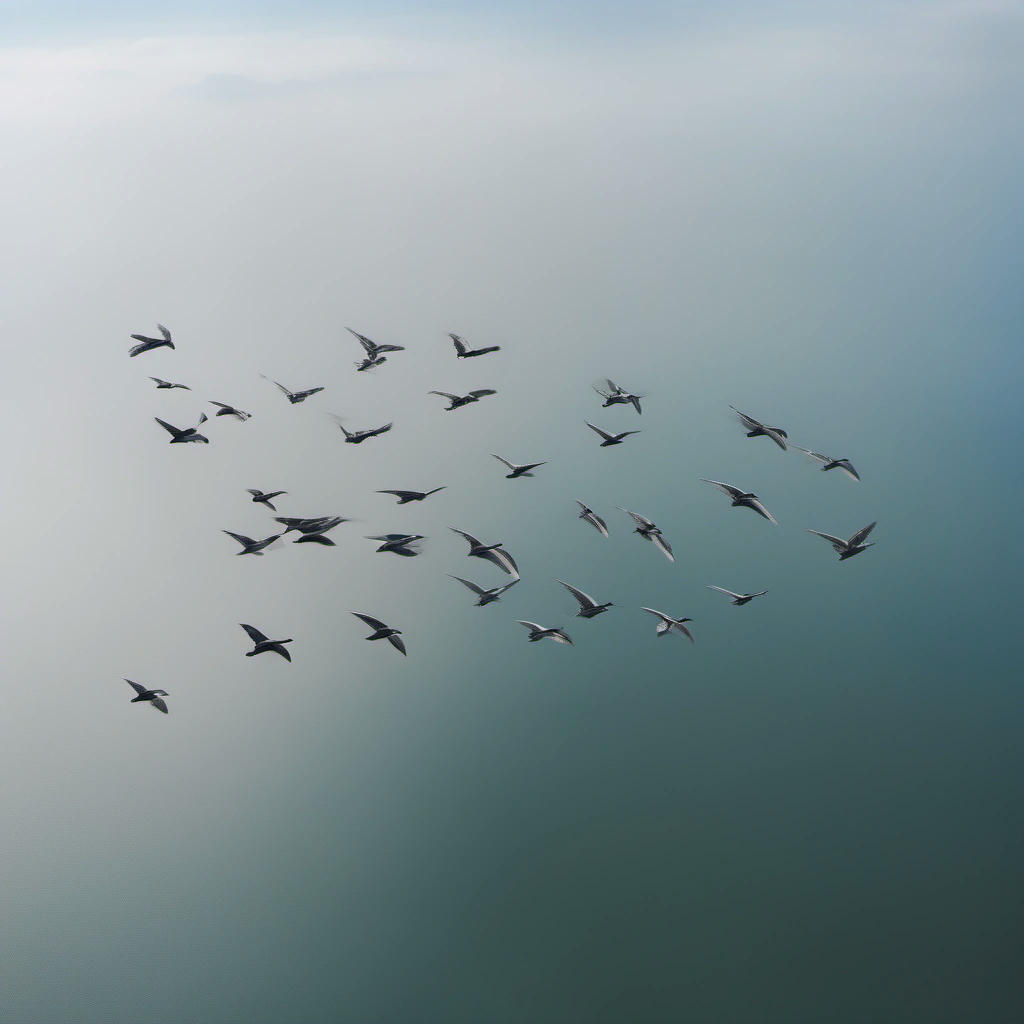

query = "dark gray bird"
[262,375,325,404]
[730,406,788,450]
[450,528,520,577]
[274,515,346,535]
[155,413,209,444]
[491,454,547,478]
[129,324,174,357]
[293,527,339,546]
[450,333,500,358]
[585,422,641,447]
[248,489,286,512]
[641,608,694,642]
[334,419,392,443]
[792,445,861,481]
[124,679,169,713]
[348,328,405,371]
[149,377,190,390]
[223,530,283,555]
[576,500,609,538]
[594,379,642,414]
[808,521,877,561]
[706,586,769,606]
[557,579,612,618]
[377,487,446,504]
[240,623,293,660]
[617,507,674,562]
[517,621,574,645]
[448,575,520,606]
[367,533,423,556]
[351,613,406,655]
[700,479,778,524]
[210,401,252,421]
[428,389,497,410]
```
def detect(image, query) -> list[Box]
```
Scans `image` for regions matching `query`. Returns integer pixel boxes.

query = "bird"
[791,445,861,481]
[149,377,190,390]
[248,489,286,512]
[347,328,405,372]
[730,406,788,450]
[491,454,547,479]
[333,419,393,443]
[517,621,574,645]
[129,324,174,357]
[585,422,641,447]
[428,389,496,410]
[706,586,769,606]
[448,575,520,606]
[575,501,608,538]
[292,529,338,546]
[223,530,283,555]
[700,479,778,524]
[594,379,642,414]
[377,487,446,504]
[154,413,209,444]
[617,507,674,562]
[209,401,252,421]
[351,613,406,655]
[450,528,520,576]
[124,679,169,713]
[450,333,500,358]
[261,375,325,404]
[240,623,293,660]
[556,579,613,618]
[274,515,346,535]
[367,533,423,557]
[641,608,695,642]
[807,521,877,561]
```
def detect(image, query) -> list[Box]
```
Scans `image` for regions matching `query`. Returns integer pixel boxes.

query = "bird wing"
[491,454,516,471]
[517,620,544,632]
[746,498,778,524]
[674,622,695,643]
[247,489,263,498]
[272,645,292,662]
[125,678,147,696]
[378,490,417,501]
[475,346,501,355]
[808,529,848,552]
[352,612,389,631]
[450,333,467,355]
[557,579,597,610]
[847,521,877,547]
[652,533,675,562]
[388,634,407,655]
[294,533,335,545]
[262,376,293,398]
[617,507,655,529]
[588,511,609,537]
[450,527,482,548]
[347,328,377,355]
[495,579,520,596]
[157,324,172,341]
[369,423,393,436]
[701,478,743,499]
[641,607,671,624]
[707,586,742,599]
[520,462,546,473]
[606,379,622,394]
[429,391,459,401]
[629,396,642,414]
[240,623,269,643]
[551,631,574,645]
[297,387,325,399]
[487,547,519,577]
[792,444,829,465]
[154,417,185,438]
[223,530,256,547]
[730,406,762,431]
[150,697,169,713]
[586,422,613,441]
[210,401,235,412]
[448,575,486,596]
[375,344,404,353]
[150,377,167,385]
[469,389,496,398]
[763,427,788,450]
[834,461,861,482]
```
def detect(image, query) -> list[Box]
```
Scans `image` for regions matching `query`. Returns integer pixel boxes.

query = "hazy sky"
[2,3,1023,1022]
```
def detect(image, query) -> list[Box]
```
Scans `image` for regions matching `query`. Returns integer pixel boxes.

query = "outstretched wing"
[586,422,613,442]
[388,634,407,655]
[701,478,743,499]
[448,575,485,596]
[450,527,482,549]
[629,395,642,414]
[641,607,670,624]
[492,454,517,471]
[848,521,877,547]
[808,529,848,552]
[375,344,404,354]
[517,620,544,632]
[347,328,377,355]
[154,417,183,438]
[378,490,417,501]
[240,623,269,644]
[124,678,147,696]
[261,375,293,398]
[707,586,742,599]
[469,389,496,398]
[429,391,459,401]
[651,533,675,562]
[486,546,519,577]
[617,506,655,529]
[157,324,172,342]
[746,498,777,524]
[730,406,761,432]
[450,333,468,355]
[557,579,597,610]
[223,530,256,547]
[368,422,393,436]
[352,612,389,631]
[150,697,169,713]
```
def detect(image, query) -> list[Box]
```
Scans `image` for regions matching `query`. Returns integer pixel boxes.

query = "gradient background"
[2,2,1022,1022]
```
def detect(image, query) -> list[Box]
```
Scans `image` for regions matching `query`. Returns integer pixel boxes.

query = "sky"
[2,2,1023,1022]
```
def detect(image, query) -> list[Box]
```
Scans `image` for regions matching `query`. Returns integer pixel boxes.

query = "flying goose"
[641,608,694,642]
[706,586,769,606]
[428,389,496,410]
[210,401,252,421]
[149,377,190,390]
[248,489,286,512]
[730,406,788,450]
[585,422,641,447]
[261,375,325,404]
[293,526,339,546]
[351,613,406,655]
[223,530,283,555]
[332,418,393,443]
[450,528,520,576]
[240,623,293,660]
[448,575,520,606]
[491,454,547,479]
[129,324,174,357]
[274,515,346,535]
[807,521,877,561]
[377,487,446,504]
[517,621,574,645]
[575,501,609,538]
[556,579,612,618]
[450,333,500,358]
[154,413,209,444]
[347,327,405,371]
[700,479,778,524]
[791,445,861,481]
[594,379,642,414]
[367,533,423,557]
[617,507,674,562]
[124,679,169,713]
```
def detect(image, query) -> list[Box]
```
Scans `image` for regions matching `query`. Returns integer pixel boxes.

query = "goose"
[791,445,861,481]
[347,328,405,371]
[293,527,338,546]
[807,521,877,561]
[730,406,788,450]
[594,379,642,414]
[223,530,283,555]
[124,679,169,713]
[149,377,190,390]
[428,389,496,410]
[448,575,520,606]
[575,501,608,538]
[706,586,769,606]
[129,324,174,357]
[351,613,406,655]
[210,401,252,421]
[491,454,547,478]
[617,507,674,562]
[450,528,519,576]
[585,422,641,447]
[556,579,612,618]
[377,487,446,504]
[641,608,694,642]
[248,489,286,512]
[154,413,209,444]
[240,623,293,660]
[274,515,346,535]
[517,621,574,645]
[700,479,777,524]
[261,375,325,404]
[334,420,392,444]
[450,333,500,358]
[367,533,423,557]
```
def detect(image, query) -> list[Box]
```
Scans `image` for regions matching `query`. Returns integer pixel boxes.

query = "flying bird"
[594,379,642,414]
[154,413,209,444]
[447,575,520,606]
[807,521,877,561]
[706,586,769,606]
[791,445,861,481]
[377,487,446,504]
[517,621,574,645]
[700,479,778,524]
[332,418,393,443]
[347,328,405,372]
[641,608,695,642]
[575,501,608,538]
[730,406,788,450]
[149,377,190,390]
[351,613,406,655]
[124,679,169,713]
[223,530,283,555]
[248,489,286,512]
[210,401,252,421]
[556,579,613,618]
[274,515,346,535]
[261,375,325,404]
[240,623,294,660]
[450,333,500,358]
[129,324,174,357]
[367,533,423,557]
[617,507,674,562]
[450,528,520,577]
[428,389,496,410]
[491,454,547,479]
[585,422,641,447]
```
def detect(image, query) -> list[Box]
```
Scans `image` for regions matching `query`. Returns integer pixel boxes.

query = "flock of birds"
[124,323,875,714]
